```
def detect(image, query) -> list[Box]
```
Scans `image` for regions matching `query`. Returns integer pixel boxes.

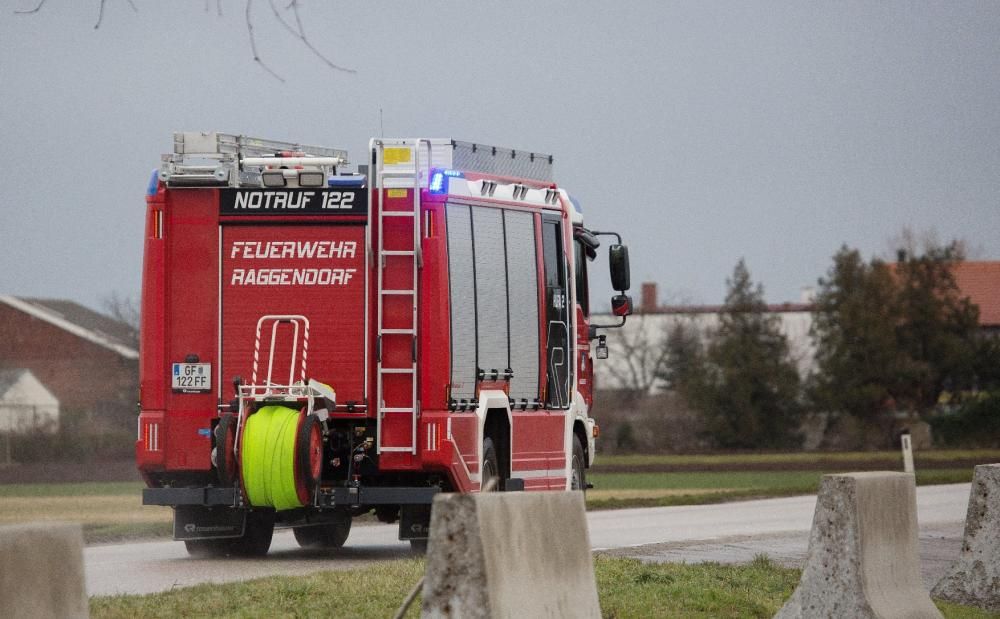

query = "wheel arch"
[572,419,590,469]
[482,406,511,485]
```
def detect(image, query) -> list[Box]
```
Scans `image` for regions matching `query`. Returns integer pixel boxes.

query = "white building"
[593,283,816,395]
[0,368,60,434]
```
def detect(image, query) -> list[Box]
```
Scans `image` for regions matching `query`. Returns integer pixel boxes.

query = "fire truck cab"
[138,132,632,555]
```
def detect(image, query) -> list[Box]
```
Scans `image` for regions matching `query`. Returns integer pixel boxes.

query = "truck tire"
[183,510,274,558]
[229,510,275,557]
[570,435,586,492]
[184,538,230,558]
[482,436,499,492]
[409,538,428,554]
[293,511,352,549]
[213,413,238,486]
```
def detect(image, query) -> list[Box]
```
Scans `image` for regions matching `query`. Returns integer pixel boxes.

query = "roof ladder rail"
[373,139,431,455]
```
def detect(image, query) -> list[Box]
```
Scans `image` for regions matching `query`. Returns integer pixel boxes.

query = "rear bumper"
[143,487,238,506]
[143,485,439,508]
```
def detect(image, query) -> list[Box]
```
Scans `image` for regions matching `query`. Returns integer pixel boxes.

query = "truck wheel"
[409,538,428,554]
[570,435,586,492]
[229,510,275,557]
[293,511,352,548]
[213,413,238,486]
[184,538,230,558]
[482,436,499,492]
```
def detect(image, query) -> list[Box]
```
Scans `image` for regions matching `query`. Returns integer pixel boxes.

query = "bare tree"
[14,0,355,80]
[101,291,140,337]
[599,316,670,403]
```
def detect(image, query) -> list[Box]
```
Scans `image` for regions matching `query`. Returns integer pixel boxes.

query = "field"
[591,449,1000,471]
[582,449,997,509]
[585,468,974,510]
[88,555,998,618]
[0,482,170,543]
[0,449,995,543]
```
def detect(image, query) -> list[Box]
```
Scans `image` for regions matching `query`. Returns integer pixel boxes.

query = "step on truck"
[137,132,633,556]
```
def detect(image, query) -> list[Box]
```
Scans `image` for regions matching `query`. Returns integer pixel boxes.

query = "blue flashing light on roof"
[146,169,159,196]
[429,170,447,194]
[430,169,463,195]
[567,193,583,213]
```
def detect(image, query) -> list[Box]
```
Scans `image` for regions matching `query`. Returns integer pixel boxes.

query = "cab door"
[542,215,571,408]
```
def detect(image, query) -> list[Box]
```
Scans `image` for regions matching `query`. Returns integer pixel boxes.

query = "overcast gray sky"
[1,1,998,312]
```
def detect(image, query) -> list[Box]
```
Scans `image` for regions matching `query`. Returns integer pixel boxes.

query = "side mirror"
[609,244,631,291]
[611,294,633,317]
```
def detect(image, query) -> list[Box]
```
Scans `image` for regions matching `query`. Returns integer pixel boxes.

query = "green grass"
[0,482,144,497]
[937,601,1000,619]
[585,468,974,510]
[591,468,972,491]
[0,481,171,544]
[88,555,999,619]
[594,449,1000,468]
[91,558,428,619]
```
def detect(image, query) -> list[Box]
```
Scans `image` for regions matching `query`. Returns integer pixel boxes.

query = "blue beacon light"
[429,169,462,194]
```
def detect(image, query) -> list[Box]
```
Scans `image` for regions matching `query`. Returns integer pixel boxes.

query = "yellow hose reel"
[239,405,323,511]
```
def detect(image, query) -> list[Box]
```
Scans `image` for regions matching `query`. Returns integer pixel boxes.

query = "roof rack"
[451,139,554,183]
[372,138,555,189]
[159,131,350,188]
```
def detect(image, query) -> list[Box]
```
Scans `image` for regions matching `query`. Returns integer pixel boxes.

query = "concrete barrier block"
[931,464,1000,610]
[775,472,942,619]
[421,491,600,618]
[0,522,88,619]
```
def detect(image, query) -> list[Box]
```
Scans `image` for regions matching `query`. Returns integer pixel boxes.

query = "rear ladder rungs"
[381,211,416,217]
[381,289,415,295]
[380,367,415,374]
[380,328,415,334]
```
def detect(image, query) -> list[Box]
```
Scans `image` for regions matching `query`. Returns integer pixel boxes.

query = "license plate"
[172,363,211,392]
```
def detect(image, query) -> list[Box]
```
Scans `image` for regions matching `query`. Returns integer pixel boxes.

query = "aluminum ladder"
[373,139,430,454]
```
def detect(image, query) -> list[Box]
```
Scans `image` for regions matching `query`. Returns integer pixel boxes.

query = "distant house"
[593,264,1000,396]
[0,368,59,433]
[594,283,816,395]
[951,261,1000,336]
[0,296,137,431]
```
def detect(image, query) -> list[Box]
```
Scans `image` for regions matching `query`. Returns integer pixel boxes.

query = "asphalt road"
[85,483,971,597]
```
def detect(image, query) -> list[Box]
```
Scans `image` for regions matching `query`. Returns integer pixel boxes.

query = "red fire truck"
[138,132,632,556]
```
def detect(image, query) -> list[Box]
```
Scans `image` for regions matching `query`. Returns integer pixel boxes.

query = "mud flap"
[173,506,246,541]
[399,504,432,541]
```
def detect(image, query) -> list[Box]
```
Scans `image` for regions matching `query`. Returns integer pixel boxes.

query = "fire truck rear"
[137,132,633,555]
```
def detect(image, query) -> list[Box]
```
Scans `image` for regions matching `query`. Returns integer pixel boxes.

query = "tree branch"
[246,0,285,83]
[94,0,106,29]
[269,0,356,74]
[14,0,46,15]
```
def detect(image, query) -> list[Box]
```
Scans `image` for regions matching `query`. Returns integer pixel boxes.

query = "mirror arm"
[588,230,623,244]
[589,316,627,340]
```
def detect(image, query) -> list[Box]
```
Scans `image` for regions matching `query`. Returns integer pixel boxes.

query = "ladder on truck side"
[372,140,431,455]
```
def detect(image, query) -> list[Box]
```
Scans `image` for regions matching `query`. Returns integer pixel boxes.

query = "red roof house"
[0,296,137,431]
